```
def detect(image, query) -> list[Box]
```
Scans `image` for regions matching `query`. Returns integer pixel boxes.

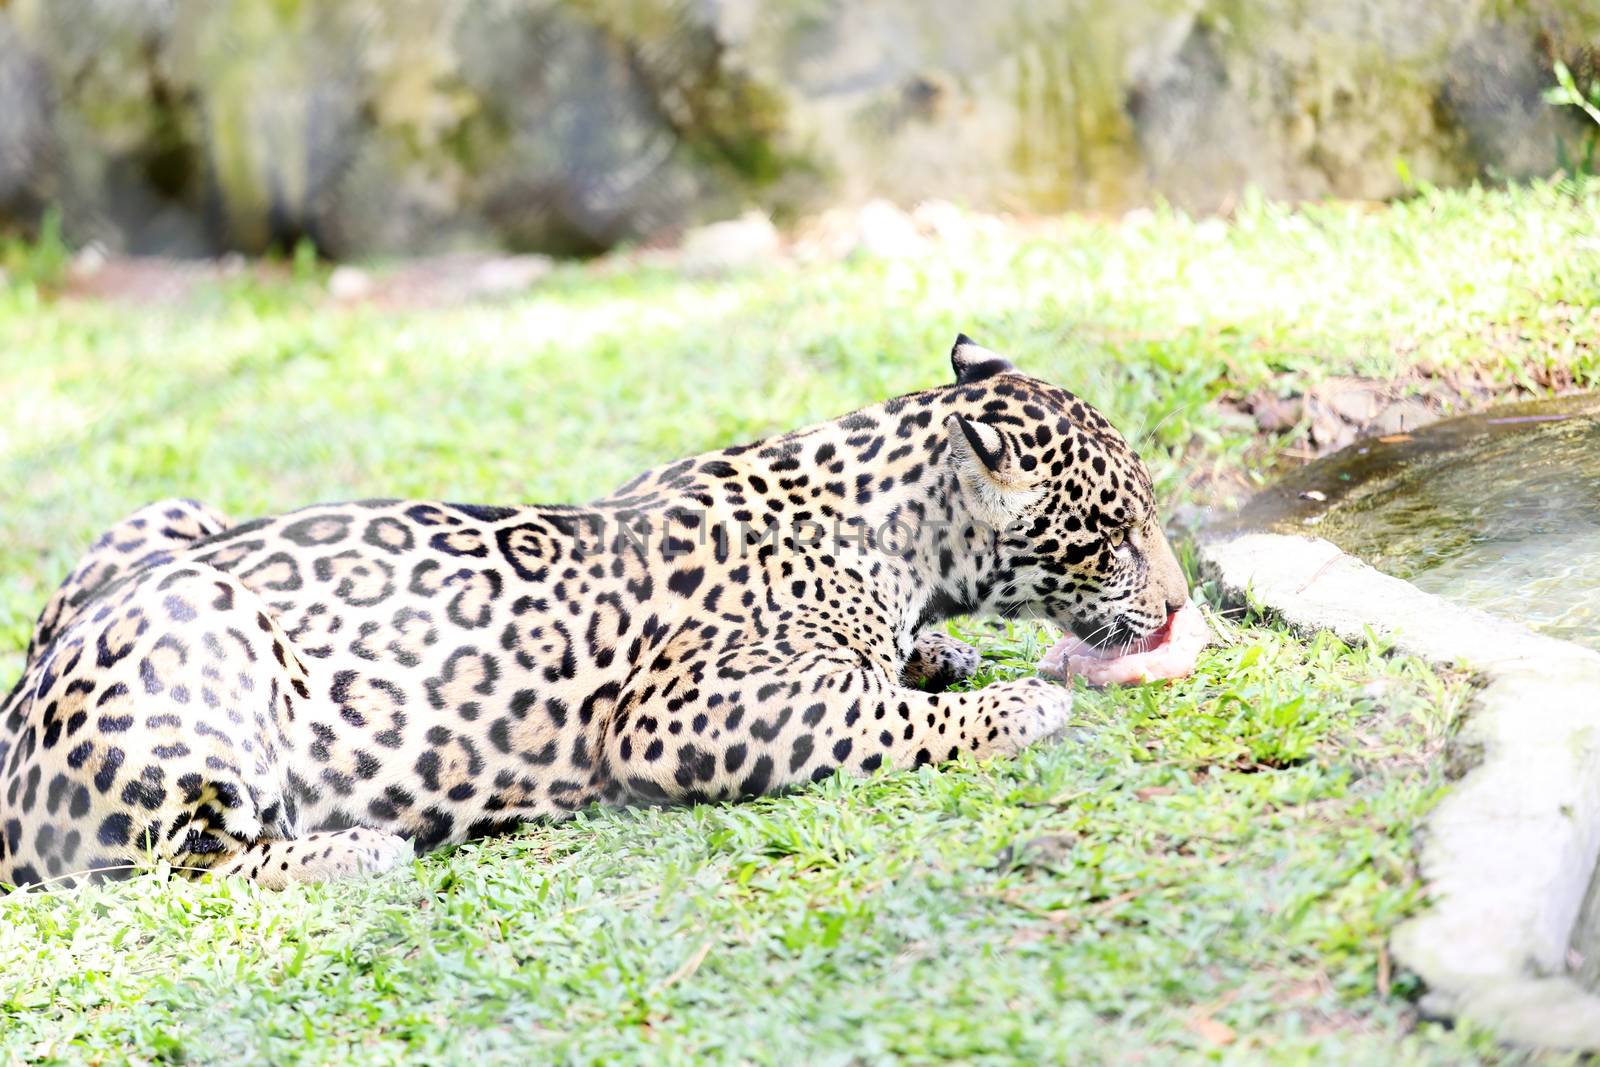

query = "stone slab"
[1199,531,1600,1050]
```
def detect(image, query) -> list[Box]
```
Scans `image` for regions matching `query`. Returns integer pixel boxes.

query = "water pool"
[1229,393,1600,650]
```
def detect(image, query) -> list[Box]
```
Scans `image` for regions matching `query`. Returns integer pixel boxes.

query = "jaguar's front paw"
[984,677,1073,754]
[904,631,983,691]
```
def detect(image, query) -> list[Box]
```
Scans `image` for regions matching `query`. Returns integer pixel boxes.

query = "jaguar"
[0,335,1187,889]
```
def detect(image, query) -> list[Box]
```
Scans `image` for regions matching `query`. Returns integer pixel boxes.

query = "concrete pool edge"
[1198,532,1600,1049]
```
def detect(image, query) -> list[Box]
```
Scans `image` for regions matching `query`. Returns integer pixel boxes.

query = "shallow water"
[1228,394,1600,651]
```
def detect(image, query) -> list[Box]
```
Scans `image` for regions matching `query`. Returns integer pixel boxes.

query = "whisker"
[1135,399,1206,452]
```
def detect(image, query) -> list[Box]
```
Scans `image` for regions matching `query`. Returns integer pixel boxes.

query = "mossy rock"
[0,0,796,255]
[1,0,1597,255]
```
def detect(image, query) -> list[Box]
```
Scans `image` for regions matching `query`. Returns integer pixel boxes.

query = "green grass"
[3,180,1598,1064]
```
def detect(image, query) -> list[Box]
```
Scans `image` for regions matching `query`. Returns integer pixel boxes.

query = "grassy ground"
[2,181,1598,1064]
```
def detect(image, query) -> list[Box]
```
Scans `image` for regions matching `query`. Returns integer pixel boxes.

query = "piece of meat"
[1037,599,1211,687]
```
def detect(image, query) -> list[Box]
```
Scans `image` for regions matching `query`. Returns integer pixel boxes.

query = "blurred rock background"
[0,0,1596,259]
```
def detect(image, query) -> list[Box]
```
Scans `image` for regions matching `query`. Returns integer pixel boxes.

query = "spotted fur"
[0,337,1186,889]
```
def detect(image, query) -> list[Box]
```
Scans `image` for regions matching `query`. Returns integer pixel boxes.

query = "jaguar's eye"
[1105,526,1128,550]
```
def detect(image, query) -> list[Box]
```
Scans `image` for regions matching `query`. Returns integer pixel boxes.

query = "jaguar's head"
[939,335,1188,650]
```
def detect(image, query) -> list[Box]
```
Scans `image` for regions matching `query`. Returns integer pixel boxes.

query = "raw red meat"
[1037,599,1211,686]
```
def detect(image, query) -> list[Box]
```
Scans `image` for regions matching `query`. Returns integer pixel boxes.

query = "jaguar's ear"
[950,333,1014,385]
[945,413,1039,521]
[947,412,1007,475]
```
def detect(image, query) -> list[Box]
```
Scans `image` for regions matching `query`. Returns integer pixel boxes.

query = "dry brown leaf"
[1187,1015,1237,1046]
